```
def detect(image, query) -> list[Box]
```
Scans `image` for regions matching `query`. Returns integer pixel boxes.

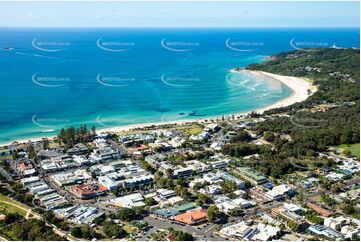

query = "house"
[174,208,207,225]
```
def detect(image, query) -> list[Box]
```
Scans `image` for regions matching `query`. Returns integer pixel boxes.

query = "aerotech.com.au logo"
[96,38,135,52]
[225,38,264,52]
[161,38,200,52]
[32,39,70,52]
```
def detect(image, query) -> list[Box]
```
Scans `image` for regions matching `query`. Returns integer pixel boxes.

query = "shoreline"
[0,70,317,147]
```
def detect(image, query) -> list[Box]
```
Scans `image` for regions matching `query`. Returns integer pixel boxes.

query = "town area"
[0,114,359,241]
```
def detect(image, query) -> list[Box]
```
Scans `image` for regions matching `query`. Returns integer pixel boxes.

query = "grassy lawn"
[116,122,203,136]
[175,123,203,135]
[123,222,136,234]
[336,143,360,159]
[0,194,29,216]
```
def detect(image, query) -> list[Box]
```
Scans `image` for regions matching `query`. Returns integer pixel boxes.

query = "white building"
[106,193,145,208]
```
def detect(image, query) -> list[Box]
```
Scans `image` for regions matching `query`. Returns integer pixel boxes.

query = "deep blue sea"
[0,28,359,144]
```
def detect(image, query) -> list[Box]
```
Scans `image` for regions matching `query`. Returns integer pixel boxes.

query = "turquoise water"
[0,28,359,143]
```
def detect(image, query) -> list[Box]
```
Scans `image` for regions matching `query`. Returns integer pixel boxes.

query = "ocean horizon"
[0,27,359,144]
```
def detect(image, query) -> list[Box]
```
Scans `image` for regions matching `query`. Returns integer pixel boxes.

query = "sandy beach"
[1,70,317,146]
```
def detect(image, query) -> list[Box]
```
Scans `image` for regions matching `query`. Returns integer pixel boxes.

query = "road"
[143,216,223,241]
[0,196,76,241]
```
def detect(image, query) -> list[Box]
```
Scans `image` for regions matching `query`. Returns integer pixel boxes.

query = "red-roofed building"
[174,208,207,225]
[127,144,149,155]
[307,202,332,217]
[70,185,95,199]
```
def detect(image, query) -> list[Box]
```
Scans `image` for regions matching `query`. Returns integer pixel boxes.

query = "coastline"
[0,70,317,147]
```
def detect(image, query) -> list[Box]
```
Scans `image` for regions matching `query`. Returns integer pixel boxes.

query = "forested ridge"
[222,48,360,177]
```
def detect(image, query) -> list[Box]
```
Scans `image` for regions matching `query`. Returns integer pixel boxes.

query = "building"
[174,208,207,225]
[271,205,309,232]
[307,202,332,217]
[324,217,346,231]
[341,226,360,239]
[173,167,193,178]
[265,184,294,201]
[70,185,95,199]
[217,171,245,189]
[154,202,199,218]
[122,174,154,189]
[67,143,88,155]
[308,224,344,240]
[237,167,267,185]
[97,173,123,191]
[203,173,222,183]
[51,170,91,187]
[106,193,145,208]
[219,221,280,241]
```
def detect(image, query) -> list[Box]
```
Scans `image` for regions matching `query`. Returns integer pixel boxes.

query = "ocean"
[0,28,359,143]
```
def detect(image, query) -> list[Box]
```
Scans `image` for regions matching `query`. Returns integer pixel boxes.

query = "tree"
[195,193,212,206]
[91,125,96,135]
[342,149,351,156]
[42,138,49,150]
[3,213,21,225]
[206,205,219,222]
[102,221,127,238]
[117,208,136,221]
[71,227,82,238]
[263,131,275,142]
[28,144,36,159]
[145,197,156,206]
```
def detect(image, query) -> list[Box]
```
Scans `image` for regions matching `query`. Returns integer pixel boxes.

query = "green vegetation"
[167,227,194,241]
[206,204,220,222]
[102,221,127,239]
[177,123,203,135]
[43,210,69,231]
[304,211,324,224]
[222,48,360,178]
[335,143,360,159]
[57,124,96,146]
[219,180,238,194]
[70,225,102,240]
[0,216,64,241]
[116,207,147,221]
[0,194,28,216]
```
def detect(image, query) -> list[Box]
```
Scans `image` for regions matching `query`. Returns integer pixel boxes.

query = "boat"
[2,46,14,51]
